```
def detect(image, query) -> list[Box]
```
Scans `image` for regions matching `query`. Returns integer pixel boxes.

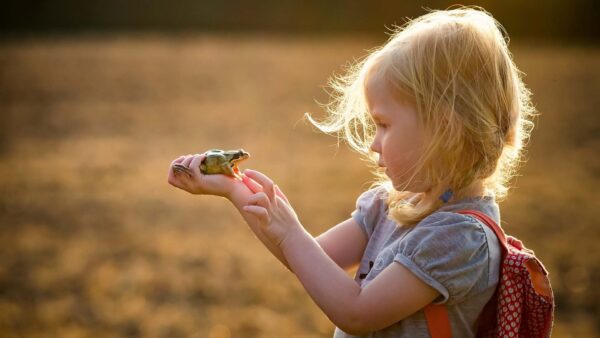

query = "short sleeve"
[393,211,493,305]
[350,186,388,238]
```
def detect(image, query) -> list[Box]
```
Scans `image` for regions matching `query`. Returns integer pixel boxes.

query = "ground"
[0,34,598,338]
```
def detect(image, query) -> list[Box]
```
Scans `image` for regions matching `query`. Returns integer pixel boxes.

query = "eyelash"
[376,122,387,129]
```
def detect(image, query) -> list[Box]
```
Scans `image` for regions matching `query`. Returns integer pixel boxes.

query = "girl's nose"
[370,141,380,154]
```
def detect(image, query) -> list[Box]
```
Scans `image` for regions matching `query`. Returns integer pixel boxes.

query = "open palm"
[167,153,247,197]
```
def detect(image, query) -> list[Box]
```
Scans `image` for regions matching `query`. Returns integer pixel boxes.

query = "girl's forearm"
[228,189,292,271]
[281,228,361,330]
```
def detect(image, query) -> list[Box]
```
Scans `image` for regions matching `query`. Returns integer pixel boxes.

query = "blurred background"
[0,1,598,337]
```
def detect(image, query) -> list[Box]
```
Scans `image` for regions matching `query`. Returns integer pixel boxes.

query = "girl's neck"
[405,180,489,204]
[418,180,488,203]
[455,180,489,200]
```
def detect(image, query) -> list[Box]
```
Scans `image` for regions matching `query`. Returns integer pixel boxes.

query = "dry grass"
[0,34,598,337]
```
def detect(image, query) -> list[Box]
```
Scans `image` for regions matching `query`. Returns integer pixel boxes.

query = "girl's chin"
[390,177,430,193]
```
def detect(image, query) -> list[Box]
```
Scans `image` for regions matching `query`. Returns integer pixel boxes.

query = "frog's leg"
[231,165,242,179]
[233,165,241,176]
[221,163,236,177]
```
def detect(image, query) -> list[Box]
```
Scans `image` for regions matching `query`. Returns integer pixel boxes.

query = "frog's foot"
[232,166,242,180]
[221,163,236,177]
[172,164,193,178]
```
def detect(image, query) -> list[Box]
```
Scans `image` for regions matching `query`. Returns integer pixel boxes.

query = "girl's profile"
[168,6,541,337]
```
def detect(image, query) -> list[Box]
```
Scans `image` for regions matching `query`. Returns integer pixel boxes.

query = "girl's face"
[365,75,429,192]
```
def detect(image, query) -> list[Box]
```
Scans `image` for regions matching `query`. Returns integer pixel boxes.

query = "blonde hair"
[306,6,538,226]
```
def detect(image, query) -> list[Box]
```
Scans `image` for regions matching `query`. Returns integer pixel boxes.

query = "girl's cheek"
[379,133,387,148]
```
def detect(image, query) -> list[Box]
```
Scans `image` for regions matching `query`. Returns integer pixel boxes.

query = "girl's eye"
[376,123,387,129]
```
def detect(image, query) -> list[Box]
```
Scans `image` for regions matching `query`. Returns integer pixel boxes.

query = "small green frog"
[172,149,250,179]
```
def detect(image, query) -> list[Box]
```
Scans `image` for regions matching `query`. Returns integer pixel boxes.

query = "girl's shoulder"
[351,186,390,237]
[433,194,500,226]
[413,195,500,238]
[395,196,502,305]
[352,187,500,239]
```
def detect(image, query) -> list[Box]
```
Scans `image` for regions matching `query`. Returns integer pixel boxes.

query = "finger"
[172,164,193,178]
[274,185,290,204]
[242,174,263,194]
[168,170,181,186]
[168,168,187,188]
[242,205,271,224]
[275,195,298,220]
[172,164,189,172]
[246,192,272,209]
[168,156,185,179]
[275,195,291,212]
[181,154,194,168]
[189,153,206,176]
[244,169,275,203]
[170,155,186,166]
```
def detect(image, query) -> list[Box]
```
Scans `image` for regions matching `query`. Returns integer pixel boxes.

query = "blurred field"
[0,34,598,338]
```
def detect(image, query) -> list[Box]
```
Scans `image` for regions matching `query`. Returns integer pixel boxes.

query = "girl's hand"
[167,153,245,198]
[242,169,305,247]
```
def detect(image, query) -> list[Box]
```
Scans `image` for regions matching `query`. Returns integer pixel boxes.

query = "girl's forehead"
[364,68,385,93]
[364,73,390,105]
[365,74,415,111]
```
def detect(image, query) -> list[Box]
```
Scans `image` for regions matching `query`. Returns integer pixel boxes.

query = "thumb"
[242,173,263,194]
[188,154,206,176]
[274,185,290,204]
[243,205,271,224]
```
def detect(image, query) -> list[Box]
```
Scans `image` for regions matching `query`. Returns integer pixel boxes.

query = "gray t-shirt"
[333,186,501,338]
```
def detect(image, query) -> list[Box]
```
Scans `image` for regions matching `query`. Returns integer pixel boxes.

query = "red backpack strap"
[457,210,507,252]
[423,209,503,338]
[457,209,508,254]
[424,304,452,338]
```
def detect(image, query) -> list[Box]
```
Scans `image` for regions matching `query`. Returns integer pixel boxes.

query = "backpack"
[423,209,555,338]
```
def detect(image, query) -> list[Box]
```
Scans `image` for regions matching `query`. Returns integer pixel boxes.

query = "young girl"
[168,6,536,337]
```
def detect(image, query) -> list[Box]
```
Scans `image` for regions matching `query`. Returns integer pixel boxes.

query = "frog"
[172,149,250,179]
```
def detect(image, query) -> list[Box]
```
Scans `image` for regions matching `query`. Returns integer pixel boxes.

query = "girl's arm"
[231,176,368,273]
[242,169,440,334]
[227,185,292,271]
[168,154,292,270]
[282,229,439,334]
[168,155,365,273]
[315,218,368,271]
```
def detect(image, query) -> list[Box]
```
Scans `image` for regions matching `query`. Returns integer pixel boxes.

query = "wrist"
[225,184,250,205]
[280,227,309,253]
